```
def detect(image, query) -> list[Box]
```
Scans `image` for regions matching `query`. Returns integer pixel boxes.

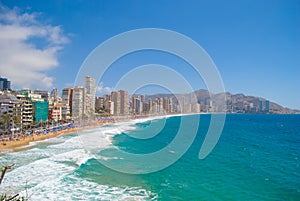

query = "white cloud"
[96,82,113,94]
[0,5,69,89]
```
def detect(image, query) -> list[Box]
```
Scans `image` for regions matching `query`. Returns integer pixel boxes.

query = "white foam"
[78,121,142,154]
[49,135,83,150]
[0,147,96,199]
[0,156,75,194]
[20,175,157,201]
[0,148,13,155]
[0,119,165,200]
[51,149,93,166]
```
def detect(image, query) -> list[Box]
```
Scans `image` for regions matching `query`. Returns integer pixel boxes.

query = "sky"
[0,0,299,109]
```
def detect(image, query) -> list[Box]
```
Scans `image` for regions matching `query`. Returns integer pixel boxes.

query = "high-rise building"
[265,100,270,113]
[72,86,85,118]
[119,90,129,115]
[105,94,111,101]
[32,101,49,122]
[16,94,33,127]
[107,100,114,115]
[136,98,143,114]
[184,104,192,113]
[143,101,149,113]
[192,103,201,113]
[140,95,145,103]
[50,88,59,103]
[19,90,48,122]
[163,97,169,113]
[0,93,22,130]
[259,100,263,112]
[131,96,138,114]
[62,88,73,115]
[84,76,96,115]
[157,98,163,114]
[84,76,95,95]
[95,96,105,112]
[169,98,174,113]
[180,96,185,113]
[151,101,158,114]
[111,91,120,115]
[148,99,153,114]
[259,99,270,113]
[111,90,129,116]
[0,77,11,91]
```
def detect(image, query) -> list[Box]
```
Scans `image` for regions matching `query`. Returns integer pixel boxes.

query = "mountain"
[142,89,299,114]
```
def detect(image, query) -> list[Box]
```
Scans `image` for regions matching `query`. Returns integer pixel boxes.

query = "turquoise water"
[0,114,299,200]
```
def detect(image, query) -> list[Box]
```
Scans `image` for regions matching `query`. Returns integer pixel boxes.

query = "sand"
[0,120,118,151]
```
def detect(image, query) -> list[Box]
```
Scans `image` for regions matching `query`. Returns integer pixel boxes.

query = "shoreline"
[0,120,120,152]
[0,112,212,153]
[0,127,79,150]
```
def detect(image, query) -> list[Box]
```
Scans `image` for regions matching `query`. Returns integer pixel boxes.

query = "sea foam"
[0,119,159,201]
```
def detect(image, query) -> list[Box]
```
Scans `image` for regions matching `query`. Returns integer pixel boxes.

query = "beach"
[0,113,202,151]
[0,119,120,151]
[0,128,78,150]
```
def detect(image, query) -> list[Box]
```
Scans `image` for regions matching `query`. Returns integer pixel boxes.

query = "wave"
[0,117,183,200]
[20,174,157,201]
[0,137,157,200]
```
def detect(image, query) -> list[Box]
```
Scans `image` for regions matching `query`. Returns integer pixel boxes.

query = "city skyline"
[0,75,298,114]
[0,1,299,109]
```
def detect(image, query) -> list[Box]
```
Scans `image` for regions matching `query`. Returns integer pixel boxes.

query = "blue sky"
[0,0,299,109]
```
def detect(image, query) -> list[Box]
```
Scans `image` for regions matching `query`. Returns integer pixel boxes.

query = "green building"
[32,101,49,122]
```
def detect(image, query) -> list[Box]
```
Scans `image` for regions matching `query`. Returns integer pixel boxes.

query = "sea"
[0,114,299,201]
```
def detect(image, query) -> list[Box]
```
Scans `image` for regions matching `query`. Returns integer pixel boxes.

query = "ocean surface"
[0,114,299,200]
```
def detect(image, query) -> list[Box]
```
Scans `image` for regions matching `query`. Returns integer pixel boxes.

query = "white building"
[111,90,129,116]
[16,94,33,127]
[72,86,85,118]
[84,76,96,116]
[111,91,120,115]
[0,93,23,130]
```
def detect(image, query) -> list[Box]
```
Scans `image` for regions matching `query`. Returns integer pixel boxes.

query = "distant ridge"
[143,89,299,114]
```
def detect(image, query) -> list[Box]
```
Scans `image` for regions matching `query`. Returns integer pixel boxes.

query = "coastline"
[0,127,78,150]
[1,112,297,152]
[0,120,119,152]
[0,113,206,153]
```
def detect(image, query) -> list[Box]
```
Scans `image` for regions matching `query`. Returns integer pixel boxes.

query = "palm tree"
[0,113,12,139]
[0,120,4,140]
[12,115,21,136]
[13,107,21,129]
[0,113,11,132]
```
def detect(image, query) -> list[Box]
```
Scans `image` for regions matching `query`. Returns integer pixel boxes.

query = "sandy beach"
[0,113,187,152]
[0,119,119,151]
[0,128,75,149]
